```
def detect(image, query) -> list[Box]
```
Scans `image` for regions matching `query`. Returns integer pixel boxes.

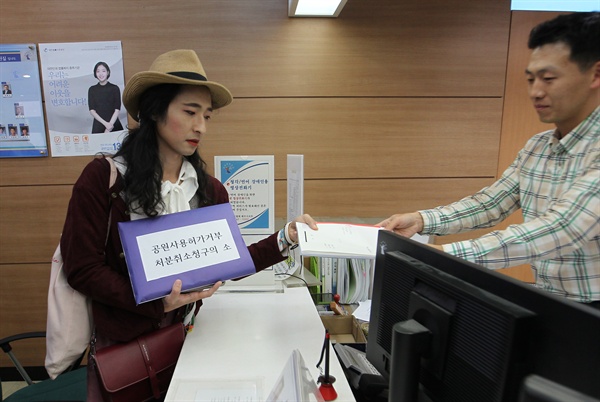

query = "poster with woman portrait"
[0,44,48,158]
[39,41,127,157]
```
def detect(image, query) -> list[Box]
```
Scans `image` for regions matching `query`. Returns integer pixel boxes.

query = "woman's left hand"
[162,279,222,313]
[287,214,318,243]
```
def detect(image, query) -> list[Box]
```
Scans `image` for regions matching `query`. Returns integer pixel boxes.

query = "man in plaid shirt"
[378,12,600,306]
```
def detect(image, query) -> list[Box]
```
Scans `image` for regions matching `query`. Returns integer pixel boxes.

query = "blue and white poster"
[39,41,127,157]
[0,44,49,158]
[214,155,275,235]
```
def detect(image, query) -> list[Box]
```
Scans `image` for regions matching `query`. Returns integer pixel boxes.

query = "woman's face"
[95,65,109,84]
[156,85,213,160]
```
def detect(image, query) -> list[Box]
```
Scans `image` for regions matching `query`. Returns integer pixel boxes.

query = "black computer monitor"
[366,231,600,402]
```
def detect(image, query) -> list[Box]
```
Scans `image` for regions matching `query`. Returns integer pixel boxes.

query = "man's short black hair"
[528,12,600,71]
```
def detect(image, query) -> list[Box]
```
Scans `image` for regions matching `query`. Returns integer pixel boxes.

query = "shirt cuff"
[277,228,289,253]
[278,222,299,256]
[418,209,438,233]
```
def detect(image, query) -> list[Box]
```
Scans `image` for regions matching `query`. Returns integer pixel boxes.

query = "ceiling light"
[511,0,600,11]
[288,0,348,17]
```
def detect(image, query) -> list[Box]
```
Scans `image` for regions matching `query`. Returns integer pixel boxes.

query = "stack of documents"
[298,222,430,304]
[309,257,374,303]
[297,222,380,303]
[296,222,381,259]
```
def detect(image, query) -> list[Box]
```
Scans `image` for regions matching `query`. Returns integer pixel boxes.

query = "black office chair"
[0,331,87,402]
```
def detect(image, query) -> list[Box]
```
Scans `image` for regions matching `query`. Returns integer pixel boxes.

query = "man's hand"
[376,212,424,238]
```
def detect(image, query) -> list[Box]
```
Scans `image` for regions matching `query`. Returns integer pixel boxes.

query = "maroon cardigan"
[61,157,284,342]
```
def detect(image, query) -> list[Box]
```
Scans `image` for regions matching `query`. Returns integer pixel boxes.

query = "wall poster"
[214,155,275,235]
[39,41,127,157]
[0,44,48,158]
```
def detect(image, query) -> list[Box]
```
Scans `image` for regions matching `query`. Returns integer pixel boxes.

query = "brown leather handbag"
[94,323,185,402]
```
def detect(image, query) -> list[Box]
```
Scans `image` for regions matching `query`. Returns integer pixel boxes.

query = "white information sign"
[214,155,275,235]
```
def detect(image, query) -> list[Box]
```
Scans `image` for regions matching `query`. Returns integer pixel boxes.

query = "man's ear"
[590,60,600,90]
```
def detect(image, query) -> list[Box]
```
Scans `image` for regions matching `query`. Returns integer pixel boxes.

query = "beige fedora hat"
[123,49,233,121]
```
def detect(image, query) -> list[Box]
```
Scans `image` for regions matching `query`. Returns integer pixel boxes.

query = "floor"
[2,381,28,399]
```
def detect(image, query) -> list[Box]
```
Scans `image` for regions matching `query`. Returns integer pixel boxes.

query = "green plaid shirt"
[421,106,600,302]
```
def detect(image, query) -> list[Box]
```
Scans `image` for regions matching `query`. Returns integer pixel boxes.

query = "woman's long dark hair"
[114,84,212,216]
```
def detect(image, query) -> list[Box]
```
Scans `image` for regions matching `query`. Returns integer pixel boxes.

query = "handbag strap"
[106,156,117,188]
[90,157,119,354]
[137,335,161,400]
[105,157,117,245]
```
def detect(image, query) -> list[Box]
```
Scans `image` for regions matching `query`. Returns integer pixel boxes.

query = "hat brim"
[123,71,233,121]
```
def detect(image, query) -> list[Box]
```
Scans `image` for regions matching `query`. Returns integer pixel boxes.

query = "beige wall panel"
[1,178,491,264]
[0,338,47,368]
[0,186,69,263]
[0,97,502,184]
[497,266,534,283]
[0,338,47,369]
[203,98,503,179]
[295,178,494,219]
[0,264,49,367]
[0,0,509,98]
[0,156,90,187]
[215,0,511,97]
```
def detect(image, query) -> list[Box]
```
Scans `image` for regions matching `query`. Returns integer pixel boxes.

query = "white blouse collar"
[113,156,198,220]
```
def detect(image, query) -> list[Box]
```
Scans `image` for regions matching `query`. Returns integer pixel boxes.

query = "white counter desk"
[165,286,357,401]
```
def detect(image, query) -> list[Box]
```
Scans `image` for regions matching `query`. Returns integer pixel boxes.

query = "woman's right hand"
[162,279,222,313]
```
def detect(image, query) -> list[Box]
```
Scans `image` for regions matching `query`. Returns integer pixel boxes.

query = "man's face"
[526,42,598,136]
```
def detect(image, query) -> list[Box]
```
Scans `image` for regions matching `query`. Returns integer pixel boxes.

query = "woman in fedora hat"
[59,49,318,401]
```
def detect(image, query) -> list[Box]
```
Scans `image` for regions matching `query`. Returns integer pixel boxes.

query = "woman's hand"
[287,214,318,243]
[162,279,222,313]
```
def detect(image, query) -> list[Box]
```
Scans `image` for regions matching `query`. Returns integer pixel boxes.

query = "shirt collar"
[114,156,199,220]
[548,106,600,154]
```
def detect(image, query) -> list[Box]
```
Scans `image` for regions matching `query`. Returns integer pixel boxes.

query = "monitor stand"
[388,320,432,402]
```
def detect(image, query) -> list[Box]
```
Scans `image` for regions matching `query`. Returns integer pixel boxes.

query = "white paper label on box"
[136,219,241,281]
